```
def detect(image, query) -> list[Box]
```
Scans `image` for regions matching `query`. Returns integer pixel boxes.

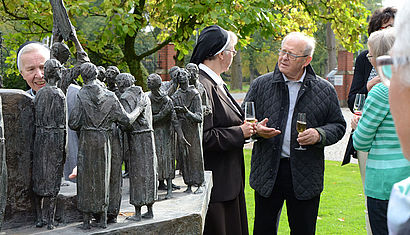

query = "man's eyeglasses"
[278,49,309,61]
[225,49,237,57]
[376,55,410,87]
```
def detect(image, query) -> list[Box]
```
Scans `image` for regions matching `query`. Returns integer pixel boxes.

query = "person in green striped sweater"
[380,2,410,234]
[352,27,410,235]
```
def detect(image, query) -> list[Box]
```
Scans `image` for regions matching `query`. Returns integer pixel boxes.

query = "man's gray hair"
[17,43,50,73]
[367,27,395,59]
[391,0,410,86]
[282,32,316,57]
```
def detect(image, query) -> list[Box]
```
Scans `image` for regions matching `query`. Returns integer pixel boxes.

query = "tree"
[230,49,243,90]
[326,22,337,76]
[0,0,369,90]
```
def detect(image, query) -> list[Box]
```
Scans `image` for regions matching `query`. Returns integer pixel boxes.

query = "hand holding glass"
[244,102,256,143]
[353,94,365,116]
[295,113,307,150]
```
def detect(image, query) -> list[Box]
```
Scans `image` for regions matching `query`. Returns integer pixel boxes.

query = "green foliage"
[244,149,367,234]
[0,0,369,89]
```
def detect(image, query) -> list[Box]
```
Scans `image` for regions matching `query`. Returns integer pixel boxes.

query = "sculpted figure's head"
[178,69,190,90]
[97,66,106,83]
[116,73,135,93]
[169,66,180,82]
[147,73,162,91]
[185,63,199,84]
[51,42,70,64]
[44,59,62,86]
[106,66,120,86]
[80,62,98,84]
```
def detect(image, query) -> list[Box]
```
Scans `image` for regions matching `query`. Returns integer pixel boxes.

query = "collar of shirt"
[282,69,306,84]
[199,63,226,87]
[27,88,36,97]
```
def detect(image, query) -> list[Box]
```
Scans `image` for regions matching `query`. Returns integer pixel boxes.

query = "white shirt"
[281,69,306,158]
[199,63,239,113]
[387,176,410,235]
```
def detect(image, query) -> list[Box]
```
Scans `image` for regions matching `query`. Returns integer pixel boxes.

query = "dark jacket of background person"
[244,64,346,199]
[200,69,246,202]
[347,50,373,112]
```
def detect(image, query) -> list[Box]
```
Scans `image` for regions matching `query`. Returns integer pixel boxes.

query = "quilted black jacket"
[244,64,346,200]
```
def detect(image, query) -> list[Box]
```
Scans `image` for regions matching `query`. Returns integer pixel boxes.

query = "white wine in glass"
[295,113,307,150]
[353,94,365,116]
[244,102,256,143]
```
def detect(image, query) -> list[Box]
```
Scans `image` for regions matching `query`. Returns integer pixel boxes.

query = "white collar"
[282,69,306,83]
[199,63,226,86]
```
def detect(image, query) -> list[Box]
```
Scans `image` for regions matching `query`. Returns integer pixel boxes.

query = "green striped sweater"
[353,83,410,200]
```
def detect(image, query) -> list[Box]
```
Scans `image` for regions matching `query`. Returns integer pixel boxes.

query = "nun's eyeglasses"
[225,49,237,57]
[376,55,410,87]
[278,49,308,61]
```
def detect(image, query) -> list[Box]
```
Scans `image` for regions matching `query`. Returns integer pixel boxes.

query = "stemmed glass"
[244,102,256,143]
[353,94,366,116]
[295,113,307,150]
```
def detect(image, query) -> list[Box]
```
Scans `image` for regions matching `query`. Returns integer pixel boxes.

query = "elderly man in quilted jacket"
[243,32,346,235]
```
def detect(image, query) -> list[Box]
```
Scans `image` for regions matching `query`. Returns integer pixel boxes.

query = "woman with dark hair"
[348,7,397,111]
[190,25,254,235]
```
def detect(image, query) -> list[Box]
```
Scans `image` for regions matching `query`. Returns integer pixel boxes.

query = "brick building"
[156,44,177,81]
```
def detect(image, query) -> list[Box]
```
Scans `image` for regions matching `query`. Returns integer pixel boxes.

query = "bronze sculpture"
[68,63,140,229]
[117,73,158,221]
[105,65,123,224]
[171,69,204,194]
[148,73,189,198]
[186,63,211,117]
[32,59,66,230]
[161,66,179,97]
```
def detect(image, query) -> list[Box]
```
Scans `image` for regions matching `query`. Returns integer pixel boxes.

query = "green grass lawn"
[243,149,367,235]
[226,83,250,93]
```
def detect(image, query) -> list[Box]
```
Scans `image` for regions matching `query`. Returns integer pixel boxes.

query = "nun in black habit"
[190,25,255,235]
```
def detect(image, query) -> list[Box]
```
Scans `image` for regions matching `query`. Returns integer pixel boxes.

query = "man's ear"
[303,56,313,67]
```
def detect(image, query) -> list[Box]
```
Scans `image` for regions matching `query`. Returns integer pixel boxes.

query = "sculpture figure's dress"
[149,93,178,182]
[171,86,204,186]
[107,85,123,220]
[33,86,66,197]
[69,84,129,214]
[121,86,157,207]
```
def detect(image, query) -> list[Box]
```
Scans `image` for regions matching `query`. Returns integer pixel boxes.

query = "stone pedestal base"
[4,171,213,235]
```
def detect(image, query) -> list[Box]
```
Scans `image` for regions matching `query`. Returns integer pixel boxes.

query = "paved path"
[234,92,357,164]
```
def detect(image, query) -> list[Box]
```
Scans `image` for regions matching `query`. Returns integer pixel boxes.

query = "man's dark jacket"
[244,64,346,200]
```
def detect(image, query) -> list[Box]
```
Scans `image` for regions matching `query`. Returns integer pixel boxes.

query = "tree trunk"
[123,34,147,90]
[230,49,243,90]
[326,22,337,77]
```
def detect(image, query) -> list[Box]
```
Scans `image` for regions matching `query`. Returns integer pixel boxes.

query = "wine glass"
[353,94,366,116]
[295,113,307,150]
[244,102,256,143]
